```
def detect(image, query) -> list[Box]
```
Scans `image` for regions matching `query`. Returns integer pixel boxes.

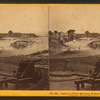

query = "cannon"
[74,62,100,90]
[0,58,48,90]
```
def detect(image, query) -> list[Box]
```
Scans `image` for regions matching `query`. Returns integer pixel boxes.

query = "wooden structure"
[74,62,100,90]
[74,77,100,90]
[0,59,48,90]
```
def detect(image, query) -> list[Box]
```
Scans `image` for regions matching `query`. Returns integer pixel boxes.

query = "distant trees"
[8,30,13,36]
[58,32,64,44]
[49,29,76,43]
[49,31,54,37]
[85,31,90,38]
[49,30,63,43]
[67,29,75,41]
[54,30,58,37]
[54,30,60,40]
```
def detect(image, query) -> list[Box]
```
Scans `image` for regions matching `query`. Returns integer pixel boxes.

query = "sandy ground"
[0,36,48,57]
[64,38,100,56]
[49,38,100,90]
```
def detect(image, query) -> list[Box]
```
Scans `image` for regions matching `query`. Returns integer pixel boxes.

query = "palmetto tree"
[67,29,75,41]
[85,31,90,38]
[54,30,58,37]
[8,30,13,36]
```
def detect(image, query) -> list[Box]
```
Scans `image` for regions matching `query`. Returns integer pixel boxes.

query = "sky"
[49,6,100,34]
[0,6,48,36]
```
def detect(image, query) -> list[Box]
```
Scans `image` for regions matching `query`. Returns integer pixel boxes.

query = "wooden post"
[4,83,8,88]
[0,83,3,90]
[81,83,85,88]
[91,79,95,90]
[76,84,80,90]
[15,78,19,90]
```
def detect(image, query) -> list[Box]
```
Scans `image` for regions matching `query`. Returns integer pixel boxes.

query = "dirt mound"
[49,40,68,55]
[58,50,79,55]
[29,50,49,56]
[88,41,100,49]
[50,40,63,49]
[11,41,34,49]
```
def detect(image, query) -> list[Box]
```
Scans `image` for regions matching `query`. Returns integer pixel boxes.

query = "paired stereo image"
[0,6,100,90]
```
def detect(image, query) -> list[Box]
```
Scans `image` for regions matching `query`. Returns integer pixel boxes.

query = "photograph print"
[49,6,100,90]
[0,6,49,90]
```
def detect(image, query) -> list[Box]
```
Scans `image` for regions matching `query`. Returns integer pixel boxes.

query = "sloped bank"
[50,56,100,74]
[11,41,34,49]
[88,41,100,49]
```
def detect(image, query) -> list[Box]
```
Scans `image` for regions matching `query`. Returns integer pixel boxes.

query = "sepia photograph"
[49,6,100,90]
[0,6,49,90]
